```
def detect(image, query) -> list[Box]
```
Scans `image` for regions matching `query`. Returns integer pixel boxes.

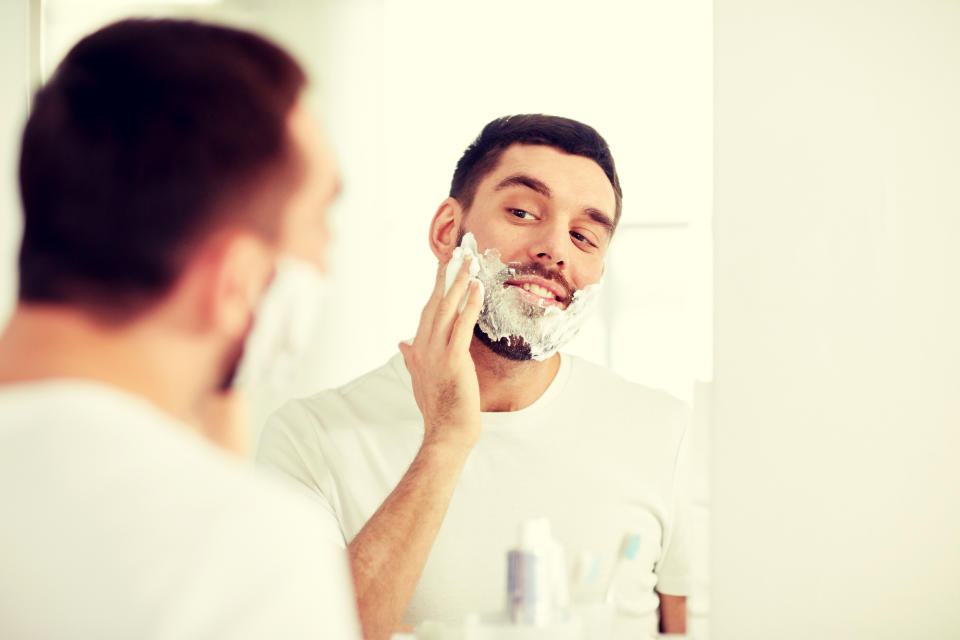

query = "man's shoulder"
[212,458,349,552]
[561,356,690,466]
[141,453,358,635]
[0,382,354,615]
[564,354,688,416]
[0,380,336,534]
[268,351,416,434]
[336,350,411,399]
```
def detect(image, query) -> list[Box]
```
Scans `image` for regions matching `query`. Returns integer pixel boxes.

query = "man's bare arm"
[347,258,483,640]
[348,441,470,640]
[658,593,687,634]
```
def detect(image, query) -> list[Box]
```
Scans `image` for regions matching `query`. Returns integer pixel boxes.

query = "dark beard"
[218,337,245,391]
[218,313,256,391]
[473,324,532,361]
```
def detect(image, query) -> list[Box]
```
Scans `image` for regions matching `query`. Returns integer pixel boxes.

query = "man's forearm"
[347,441,471,640]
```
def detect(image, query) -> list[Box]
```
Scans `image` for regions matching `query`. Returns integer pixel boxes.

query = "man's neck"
[0,305,209,424]
[469,336,561,412]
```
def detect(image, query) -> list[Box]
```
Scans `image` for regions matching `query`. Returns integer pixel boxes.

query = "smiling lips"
[504,277,570,308]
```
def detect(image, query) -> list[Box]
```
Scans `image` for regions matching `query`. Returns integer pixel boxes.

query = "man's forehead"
[480,144,615,207]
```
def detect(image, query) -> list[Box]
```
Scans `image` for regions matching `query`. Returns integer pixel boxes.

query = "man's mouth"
[504,277,569,309]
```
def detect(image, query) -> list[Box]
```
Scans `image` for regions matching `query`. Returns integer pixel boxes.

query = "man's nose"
[529,222,568,268]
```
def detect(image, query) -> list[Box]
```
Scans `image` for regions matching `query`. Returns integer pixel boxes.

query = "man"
[259,115,691,639]
[0,19,361,638]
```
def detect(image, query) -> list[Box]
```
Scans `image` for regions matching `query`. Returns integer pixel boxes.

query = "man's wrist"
[418,433,476,463]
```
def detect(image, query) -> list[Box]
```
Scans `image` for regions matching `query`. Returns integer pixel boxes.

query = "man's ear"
[428,197,463,262]
[209,232,274,340]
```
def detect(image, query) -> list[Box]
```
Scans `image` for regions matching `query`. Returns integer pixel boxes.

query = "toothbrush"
[604,533,642,603]
[571,550,602,597]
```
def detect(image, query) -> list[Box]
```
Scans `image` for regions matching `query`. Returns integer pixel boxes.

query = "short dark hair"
[17,18,307,318]
[449,114,622,227]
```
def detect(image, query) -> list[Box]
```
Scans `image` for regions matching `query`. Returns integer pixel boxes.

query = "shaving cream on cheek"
[446,232,603,361]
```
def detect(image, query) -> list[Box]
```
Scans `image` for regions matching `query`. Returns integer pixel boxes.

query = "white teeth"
[532,285,551,298]
[518,283,554,299]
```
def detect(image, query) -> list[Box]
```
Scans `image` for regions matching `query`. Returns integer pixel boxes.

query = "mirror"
[31,1,713,637]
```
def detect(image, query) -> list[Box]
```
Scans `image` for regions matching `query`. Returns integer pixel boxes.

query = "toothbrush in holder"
[603,533,642,604]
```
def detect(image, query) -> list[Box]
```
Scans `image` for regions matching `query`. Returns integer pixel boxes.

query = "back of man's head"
[18,18,307,320]
[449,114,623,228]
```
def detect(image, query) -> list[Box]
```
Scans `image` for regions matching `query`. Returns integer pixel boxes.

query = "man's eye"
[571,231,596,247]
[509,209,536,220]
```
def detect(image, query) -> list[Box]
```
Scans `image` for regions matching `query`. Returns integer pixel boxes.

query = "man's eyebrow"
[496,173,614,235]
[494,174,552,198]
[585,207,615,235]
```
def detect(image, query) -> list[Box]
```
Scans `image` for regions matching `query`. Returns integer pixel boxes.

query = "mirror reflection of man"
[259,115,691,639]
[0,19,361,638]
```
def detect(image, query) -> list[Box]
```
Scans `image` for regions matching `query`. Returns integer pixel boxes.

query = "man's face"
[275,100,342,270]
[218,100,340,389]
[459,143,615,307]
[455,143,616,360]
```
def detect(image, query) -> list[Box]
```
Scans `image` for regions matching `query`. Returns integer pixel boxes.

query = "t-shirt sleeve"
[256,399,347,549]
[653,401,694,596]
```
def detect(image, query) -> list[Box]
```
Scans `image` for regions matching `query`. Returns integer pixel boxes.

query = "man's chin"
[473,324,532,361]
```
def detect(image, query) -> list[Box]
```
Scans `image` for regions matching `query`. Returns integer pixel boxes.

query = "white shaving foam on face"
[444,232,602,361]
[444,235,482,311]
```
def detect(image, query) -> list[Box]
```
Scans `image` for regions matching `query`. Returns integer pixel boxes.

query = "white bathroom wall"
[713,1,960,637]
[0,0,30,329]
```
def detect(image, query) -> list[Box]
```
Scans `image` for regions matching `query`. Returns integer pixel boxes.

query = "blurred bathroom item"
[603,533,643,604]
[505,518,570,625]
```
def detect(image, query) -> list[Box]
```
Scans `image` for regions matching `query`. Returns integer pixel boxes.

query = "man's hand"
[398,256,484,451]
[347,256,484,640]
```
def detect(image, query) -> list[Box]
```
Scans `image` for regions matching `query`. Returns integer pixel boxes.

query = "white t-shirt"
[0,379,362,640]
[258,352,691,635]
